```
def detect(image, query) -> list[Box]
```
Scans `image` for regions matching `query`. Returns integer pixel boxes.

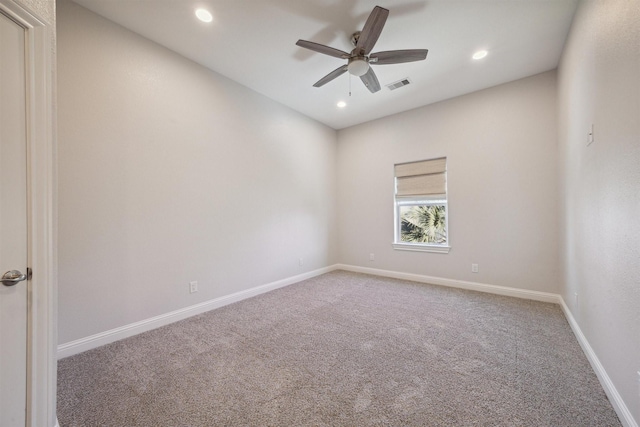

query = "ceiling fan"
[295,6,428,93]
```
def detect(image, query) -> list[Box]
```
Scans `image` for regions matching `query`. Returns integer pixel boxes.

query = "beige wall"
[337,71,559,294]
[558,0,640,423]
[57,0,338,343]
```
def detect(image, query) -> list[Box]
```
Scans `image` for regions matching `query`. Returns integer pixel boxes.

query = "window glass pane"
[399,205,447,244]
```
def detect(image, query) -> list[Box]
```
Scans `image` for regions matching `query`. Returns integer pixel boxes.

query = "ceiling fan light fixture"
[348,58,369,77]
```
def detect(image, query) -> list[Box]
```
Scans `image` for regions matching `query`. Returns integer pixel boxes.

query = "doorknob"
[1,270,27,287]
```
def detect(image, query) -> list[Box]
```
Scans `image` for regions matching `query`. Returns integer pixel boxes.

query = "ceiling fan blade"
[313,65,349,87]
[370,49,428,65]
[356,6,389,55]
[296,40,349,59]
[360,67,381,93]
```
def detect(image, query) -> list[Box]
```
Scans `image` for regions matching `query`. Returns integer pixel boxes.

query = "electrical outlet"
[587,124,594,146]
[189,281,198,294]
[298,258,304,267]
[369,253,375,261]
[574,292,579,306]
[471,263,479,273]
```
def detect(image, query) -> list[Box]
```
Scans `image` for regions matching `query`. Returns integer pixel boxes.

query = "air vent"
[386,78,411,91]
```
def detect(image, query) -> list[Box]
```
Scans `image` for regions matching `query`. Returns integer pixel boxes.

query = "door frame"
[0,1,56,426]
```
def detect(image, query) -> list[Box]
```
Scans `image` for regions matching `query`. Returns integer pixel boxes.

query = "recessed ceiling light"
[195,8,213,23]
[337,101,347,108]
[472,50,488,60]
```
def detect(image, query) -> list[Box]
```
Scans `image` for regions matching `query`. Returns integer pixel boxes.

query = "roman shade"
[395,157,446,197]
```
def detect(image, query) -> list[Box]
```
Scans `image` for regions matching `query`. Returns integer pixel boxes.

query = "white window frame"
[392,159,450,254]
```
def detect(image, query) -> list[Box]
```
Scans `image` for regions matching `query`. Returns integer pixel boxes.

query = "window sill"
[392,242,451,254]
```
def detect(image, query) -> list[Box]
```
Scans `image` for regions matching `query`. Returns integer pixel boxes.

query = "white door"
[0,9,28,427]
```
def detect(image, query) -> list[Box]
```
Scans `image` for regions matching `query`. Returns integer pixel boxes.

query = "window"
[393,157,450,253]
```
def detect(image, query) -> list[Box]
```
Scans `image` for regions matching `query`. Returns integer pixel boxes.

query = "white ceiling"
[71,0,578,130]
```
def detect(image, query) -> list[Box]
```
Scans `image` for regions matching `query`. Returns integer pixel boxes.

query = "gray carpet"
[57,271,621,426]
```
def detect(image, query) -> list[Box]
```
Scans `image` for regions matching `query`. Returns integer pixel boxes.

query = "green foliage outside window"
[400,205,447,244]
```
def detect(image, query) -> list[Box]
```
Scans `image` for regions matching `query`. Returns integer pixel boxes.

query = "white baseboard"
[559,299,638,427]
[56,263,636,427]
[334,264,639,427]
[57,265,335,359]
[339,264,636,426]
[58,264,560,359]
[335,264,561,303]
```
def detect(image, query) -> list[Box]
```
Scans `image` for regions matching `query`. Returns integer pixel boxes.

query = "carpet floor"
[57,271,621,426]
